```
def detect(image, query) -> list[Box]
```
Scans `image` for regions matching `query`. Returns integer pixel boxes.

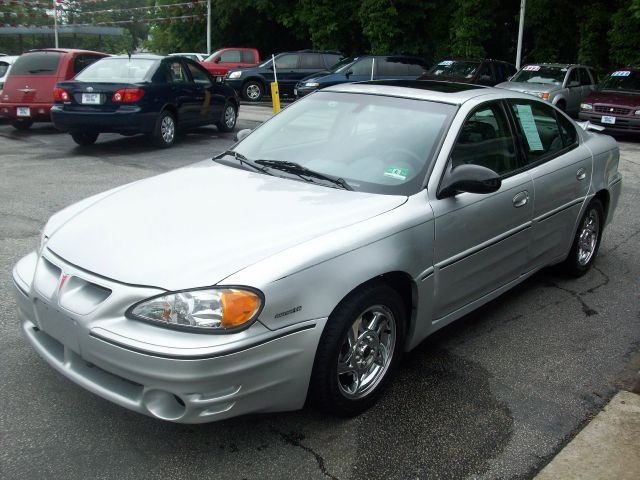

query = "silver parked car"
[13,80,622,423]
[497,63,597,116]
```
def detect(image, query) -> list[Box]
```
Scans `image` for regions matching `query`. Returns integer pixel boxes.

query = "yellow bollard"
[271,82,281,113]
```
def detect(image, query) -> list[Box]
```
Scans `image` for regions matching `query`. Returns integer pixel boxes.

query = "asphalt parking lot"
[1,115,639,480]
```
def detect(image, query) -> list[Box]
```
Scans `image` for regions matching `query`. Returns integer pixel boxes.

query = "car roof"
[323,80,531,105]
[106,54,164,60]
[27,48,107,55]
[523,63,592,69]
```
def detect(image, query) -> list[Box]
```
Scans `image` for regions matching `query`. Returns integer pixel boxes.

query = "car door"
[430,101,533,320]
[475,62,496,86]
[272,54,300,96]
[345,57,374,83]
[184,59,224,125]
[164,59,197,126]
[506,99,592,270]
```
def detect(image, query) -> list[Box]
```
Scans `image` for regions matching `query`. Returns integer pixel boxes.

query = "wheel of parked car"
[562,198,604,276]
[152,110,176,148]
[10,119,33,130]
[243,81,264,102]
[556,100,566,112]
[216,102,237,132]
[71,132,99,146]
[308,282,405,416]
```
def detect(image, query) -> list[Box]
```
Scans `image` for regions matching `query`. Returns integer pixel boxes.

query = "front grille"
[594,105,631,115]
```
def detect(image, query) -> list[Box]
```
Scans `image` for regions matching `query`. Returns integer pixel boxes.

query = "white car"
[0,55,18,92]
[168,52,208,62]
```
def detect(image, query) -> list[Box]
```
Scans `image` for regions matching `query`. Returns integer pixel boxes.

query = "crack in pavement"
[545,281,599,317]
[609,228,640,252]
[273,429,340,480]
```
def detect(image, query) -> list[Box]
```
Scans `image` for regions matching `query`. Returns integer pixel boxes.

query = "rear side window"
[508,100,566,164]
[75,58,156,82]
[11,52,61,75]
[351,58,373,76]
[299,54,324,69]
[275,54,298,69]
[556,113,578,147]
[579,68,592,86]
[73,54,103,75]
[241,51,256,63]
[219,50,241,63]
[377,58,409,76]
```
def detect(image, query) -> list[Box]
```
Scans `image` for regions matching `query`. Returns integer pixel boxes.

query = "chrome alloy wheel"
[161,115,175,143]
[224,105,236,128]
[577,208,600,266]
[337,305,396,399]
[246,84,261,100]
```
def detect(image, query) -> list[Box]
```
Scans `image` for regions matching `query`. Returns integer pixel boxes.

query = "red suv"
[0,48,108,130]
[200,48,260,77]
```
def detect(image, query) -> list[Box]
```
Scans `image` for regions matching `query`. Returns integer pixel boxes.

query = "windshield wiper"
[214,150,273,175]
[255,160,353,190]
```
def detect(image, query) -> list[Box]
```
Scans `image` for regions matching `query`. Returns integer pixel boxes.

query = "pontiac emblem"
[59,273,70,292]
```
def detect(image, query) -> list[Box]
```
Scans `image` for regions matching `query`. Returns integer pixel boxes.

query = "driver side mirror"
[345,69,354,78]
[234,128,252,142]
[214,57,221,64]
[438,164,501,199]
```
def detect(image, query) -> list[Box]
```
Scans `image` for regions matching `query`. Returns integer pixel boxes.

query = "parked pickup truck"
[200,48,260,77]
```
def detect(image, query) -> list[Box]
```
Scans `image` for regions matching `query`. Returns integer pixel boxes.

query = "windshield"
[204,50,222,62]
[428,60,480,79]
[231,91,455,195]
[330,57,356,73]
[10,51,61,75]
[600,70,640,92]
[75,58,156,82]
[511,65,566,85]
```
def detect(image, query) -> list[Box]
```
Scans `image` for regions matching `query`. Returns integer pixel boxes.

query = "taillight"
[112,88,145,103]
[53,87,70,102]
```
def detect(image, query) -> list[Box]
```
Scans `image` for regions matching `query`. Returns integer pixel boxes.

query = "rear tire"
[216,101,237,132]
[308,283,405,416]
[11,118,33,130]
[71,132,99,146]
[242,81,264,102]
[152,110,176,148]
[561,198,604,277]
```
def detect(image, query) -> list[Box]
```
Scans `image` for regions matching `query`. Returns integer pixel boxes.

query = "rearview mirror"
[235,128,252,142]
[438,164,501,198]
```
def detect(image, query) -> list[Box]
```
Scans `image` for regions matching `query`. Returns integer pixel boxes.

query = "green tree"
[609,0,640,67]
[449,0,496,58]
[358,0,399,54]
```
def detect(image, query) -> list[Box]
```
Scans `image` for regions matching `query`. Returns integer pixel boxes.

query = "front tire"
[562,198,604,276]
[152,110,176,148]
[71,132,99,146]
[308,283,405,416]
[216,101,237,132]
[242,81,264,102]
[11,118,33,130]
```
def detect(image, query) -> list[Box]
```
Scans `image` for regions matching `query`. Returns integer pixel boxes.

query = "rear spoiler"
[576,121,605,132]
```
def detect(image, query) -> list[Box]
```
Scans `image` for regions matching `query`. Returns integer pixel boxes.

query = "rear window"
[75,58,156,82]
[241,51,256,63]
[10,52,61,75]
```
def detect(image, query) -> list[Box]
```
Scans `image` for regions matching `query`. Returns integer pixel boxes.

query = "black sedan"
[51,54,240,147]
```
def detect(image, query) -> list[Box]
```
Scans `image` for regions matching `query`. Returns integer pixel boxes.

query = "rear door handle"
[512,190,529,208]
[576,167,586,180]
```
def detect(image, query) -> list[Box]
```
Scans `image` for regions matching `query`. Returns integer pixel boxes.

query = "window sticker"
[522,65,541,71]
[611,70,631,77]
[515,104,544,151]
[384,166,409,181]
[438,60,454,66]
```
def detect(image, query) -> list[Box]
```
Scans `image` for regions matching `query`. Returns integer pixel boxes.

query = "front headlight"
[581,103,593,111]
[304,82,320,87]
[127,287,263,332]
[228,71,242,79]
[635,110,640,116]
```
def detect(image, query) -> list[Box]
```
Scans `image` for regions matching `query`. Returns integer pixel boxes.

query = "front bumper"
[224,78,243,95]
[578,112,640,134]
[0,102,52,121]
[13,250,325,423]
[51,105,157,134]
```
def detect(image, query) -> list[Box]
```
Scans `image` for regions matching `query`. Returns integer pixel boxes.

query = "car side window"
[377,58,409,76]
[219,50,241,63]
[73,54,102,74]
[450,102,519,176]
[186,62,212,87]
[275,54,298,69]
[556,112,578,148]
[241,51,256,63]
[478,63,494,81]
[407,62,426,76]
[351,58,373,76]
[567,68,579,86]
[166,61,188,83]
[299,54,324,69]
[508,100,566,164]
[323,54,342,68]
[579,68,592,86]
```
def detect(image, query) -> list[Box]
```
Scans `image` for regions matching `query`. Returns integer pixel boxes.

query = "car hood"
[585,89,640,107]
[496,81,561,93]
[46,161,407,291]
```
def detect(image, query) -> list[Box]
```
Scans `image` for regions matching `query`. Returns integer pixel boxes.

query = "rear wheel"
[561,198,604,276]
[152,110,176,148]
[11,118,33,130]
[216,102,237,132]
[71,132,99,146]
[242,81,264,102]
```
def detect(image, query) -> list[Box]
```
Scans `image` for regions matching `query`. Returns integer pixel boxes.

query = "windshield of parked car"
[600,70,640,93]
[330,57,356,73]
[511,65,566,85]
[75,58,156,82]
[10,51,61,75]
[427,60,480,79]
[230,92,456,195]
[204,50,222,62]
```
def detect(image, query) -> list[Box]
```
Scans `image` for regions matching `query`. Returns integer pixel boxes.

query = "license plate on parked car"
[16,107,30,117]
[82,93,101,104]
[601,115,616,124]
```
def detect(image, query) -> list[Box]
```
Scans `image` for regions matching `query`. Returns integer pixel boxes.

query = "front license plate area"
[82,93,101,105]
[601,115,616,124]
[35,299,81,353]
[16,106,30,117]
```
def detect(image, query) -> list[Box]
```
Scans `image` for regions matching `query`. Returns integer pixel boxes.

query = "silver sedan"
[13,80,622,423]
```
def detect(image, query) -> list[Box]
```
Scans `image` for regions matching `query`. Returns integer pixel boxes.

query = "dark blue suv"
[294,55,430,98]
[225,50,344,101]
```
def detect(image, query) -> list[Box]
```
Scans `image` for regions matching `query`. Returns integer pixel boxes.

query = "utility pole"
[515,0,526,70]
[206,0,211,55]
[53,0,59,48]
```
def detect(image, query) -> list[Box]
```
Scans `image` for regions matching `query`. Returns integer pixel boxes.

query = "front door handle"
[512,190,529,208]
[576,167,586,180]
